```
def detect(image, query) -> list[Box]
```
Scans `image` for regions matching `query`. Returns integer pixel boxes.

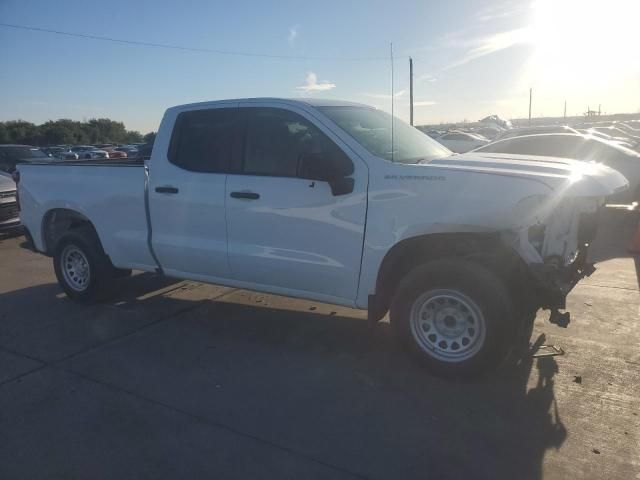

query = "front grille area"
[0,200,19,223]
[0,189,16,200]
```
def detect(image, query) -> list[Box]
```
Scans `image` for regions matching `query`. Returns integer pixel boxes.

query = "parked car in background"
[0,171,20,230]
[41,146,65,157]
[617,122,640,135]
[39,147,80,161]
[135,143,153,160]
[474,126,503,140]
[70,146,109,159]
[589,126,640,147]
[0,144,52,173]
[100,147,128,159]
[114,146,139,157]
[435,131,489,152]
[576,129,636,149]
[495,125,578,141]
[56,151,80,161]
[473,133,640,200]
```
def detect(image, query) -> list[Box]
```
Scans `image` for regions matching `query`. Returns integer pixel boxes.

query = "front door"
[225,105,368,303]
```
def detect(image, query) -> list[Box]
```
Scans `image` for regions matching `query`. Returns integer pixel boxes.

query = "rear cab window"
[168,107,238,173]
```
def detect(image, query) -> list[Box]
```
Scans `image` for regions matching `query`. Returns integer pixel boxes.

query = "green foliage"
[143,131,156,144]
[0,118,149,146]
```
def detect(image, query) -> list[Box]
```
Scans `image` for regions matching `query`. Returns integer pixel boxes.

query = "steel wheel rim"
[60,245,91,292]
[409,289,486,362]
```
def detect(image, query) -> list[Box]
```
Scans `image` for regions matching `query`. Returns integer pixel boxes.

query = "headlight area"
[510,197,602,310]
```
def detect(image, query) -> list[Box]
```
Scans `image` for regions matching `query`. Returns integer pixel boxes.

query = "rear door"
[225,104,368,303]
[148,104,238,279]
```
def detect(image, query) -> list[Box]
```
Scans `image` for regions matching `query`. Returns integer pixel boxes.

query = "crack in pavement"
[56,366,369,480]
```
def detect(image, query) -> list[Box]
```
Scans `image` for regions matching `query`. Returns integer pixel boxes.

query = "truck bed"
[17,161,157,271]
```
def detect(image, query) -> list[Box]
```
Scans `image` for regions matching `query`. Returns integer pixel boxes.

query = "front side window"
[169,107,237,173]
[319,106,451,164]
[242,107,349,177]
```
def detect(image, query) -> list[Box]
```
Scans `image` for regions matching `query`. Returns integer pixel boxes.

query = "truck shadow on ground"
[0,278,567,480]
[202,298,567,479]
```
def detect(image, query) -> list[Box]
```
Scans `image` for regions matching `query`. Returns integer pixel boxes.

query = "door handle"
[155,186,179,194]
[230,191,260,200]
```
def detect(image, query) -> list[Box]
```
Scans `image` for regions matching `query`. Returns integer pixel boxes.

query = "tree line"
[0,118,156,146]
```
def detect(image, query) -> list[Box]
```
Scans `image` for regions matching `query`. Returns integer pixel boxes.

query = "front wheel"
[391,259,516,379]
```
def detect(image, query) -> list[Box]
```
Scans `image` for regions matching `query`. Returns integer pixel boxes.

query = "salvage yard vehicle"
[473,133,640,201]
[69,146,109,159]
[0,171,20,230]
[494,125,578,141]
[15,98,629,378]
[434,131,489,153]
[0,144,51,174]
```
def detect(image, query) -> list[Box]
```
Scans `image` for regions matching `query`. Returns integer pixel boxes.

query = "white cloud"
[414,101,437,107]
[288,25,299,45]
[443,27,531,70]
[418,74,436,83]
[295,72,336,93]
[364,89,407,100]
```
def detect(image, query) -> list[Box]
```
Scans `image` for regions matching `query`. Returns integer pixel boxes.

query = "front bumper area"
[529,246,596,309]
[511,200,602,310]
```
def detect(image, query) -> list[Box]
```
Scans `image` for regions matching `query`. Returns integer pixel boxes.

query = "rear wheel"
[391,259,516,379]
[53,226,115,303]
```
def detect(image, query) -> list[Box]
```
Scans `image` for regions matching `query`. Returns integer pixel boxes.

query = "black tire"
[390,259,516,379]
[53,226,115,303]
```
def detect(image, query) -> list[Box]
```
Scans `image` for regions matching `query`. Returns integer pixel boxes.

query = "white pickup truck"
[16,98,628,378]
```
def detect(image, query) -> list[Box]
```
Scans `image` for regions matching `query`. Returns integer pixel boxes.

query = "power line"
[0,22,397,62]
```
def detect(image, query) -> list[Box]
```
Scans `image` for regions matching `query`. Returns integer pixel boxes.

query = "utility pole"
[563,100,567,120]
[528,88,532,126]
[409,57,414,126]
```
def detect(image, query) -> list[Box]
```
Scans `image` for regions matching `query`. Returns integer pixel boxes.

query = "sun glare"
[524,0,639,96]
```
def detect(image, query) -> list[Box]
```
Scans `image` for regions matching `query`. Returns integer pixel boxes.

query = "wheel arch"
[41,208,101,256]
[369,232,532,322]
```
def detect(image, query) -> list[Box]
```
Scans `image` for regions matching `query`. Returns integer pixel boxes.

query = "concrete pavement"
[0,211,638,479]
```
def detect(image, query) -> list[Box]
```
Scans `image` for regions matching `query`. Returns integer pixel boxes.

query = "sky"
[1,0,638,133]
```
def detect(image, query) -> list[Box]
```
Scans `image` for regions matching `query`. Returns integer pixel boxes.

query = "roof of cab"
[167,97,371,112]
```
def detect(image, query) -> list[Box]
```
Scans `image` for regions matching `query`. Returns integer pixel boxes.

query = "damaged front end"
[506,196,603,310]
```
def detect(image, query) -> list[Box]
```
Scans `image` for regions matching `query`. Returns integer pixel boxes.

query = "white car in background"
[435,132,489,153]
[577,129,636,149]
[70,146,109,160]
[0,171,20,230]
[473,133,640,200]
[495,125,579,141]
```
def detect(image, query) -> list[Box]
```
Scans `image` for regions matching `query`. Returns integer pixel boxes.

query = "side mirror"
[297,152,354,196]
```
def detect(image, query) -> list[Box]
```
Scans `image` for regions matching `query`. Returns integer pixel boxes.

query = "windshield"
[318,106,452,164]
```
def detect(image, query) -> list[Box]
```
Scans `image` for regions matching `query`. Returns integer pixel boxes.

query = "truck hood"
[426,152,629,197]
